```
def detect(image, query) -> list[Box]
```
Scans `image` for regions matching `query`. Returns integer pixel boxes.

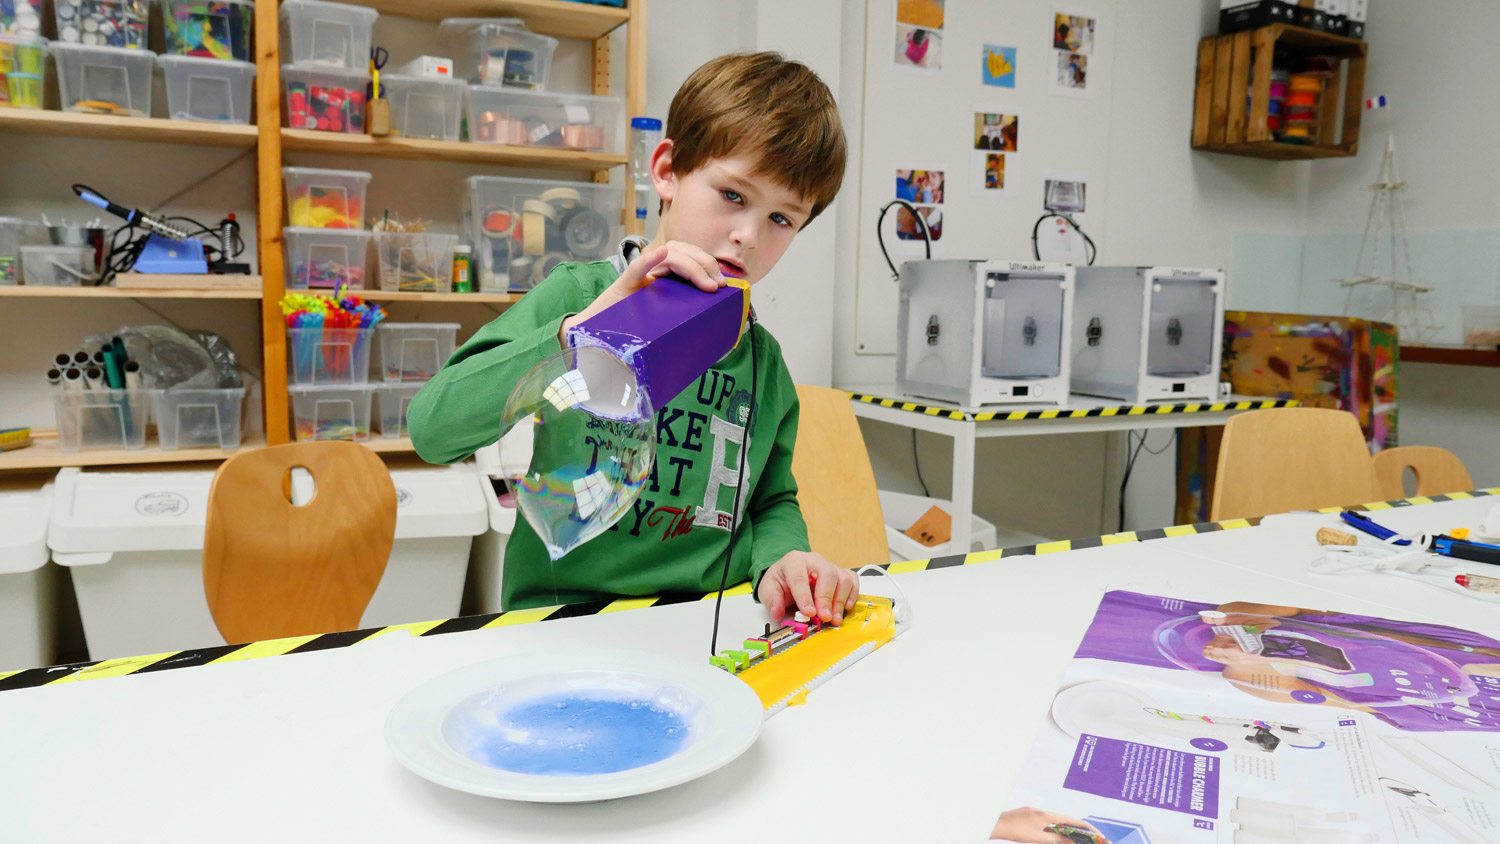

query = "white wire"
[856,564,914,629]
[1310,531,1500,602]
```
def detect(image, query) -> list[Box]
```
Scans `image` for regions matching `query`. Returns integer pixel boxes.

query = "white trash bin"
[0,478,59,671]
[879,489,1003,563]
[466,441,516,615]
[48,464,487,660]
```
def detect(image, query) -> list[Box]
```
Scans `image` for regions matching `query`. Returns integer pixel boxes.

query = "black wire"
[912,429,930,497]
[876,199,932,282]
[709,316,759,656]
[1117,430,1179,531]
[1030,211,1097,265]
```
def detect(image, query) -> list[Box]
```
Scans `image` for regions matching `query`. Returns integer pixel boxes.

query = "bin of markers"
[0,0,42,37]
[159,0,253,62]
[52,0,148,49]
[289,383,374,441]
[52,42,154,116]
[158,54,256,123]
[375,380,425,438]
[287,324,374,385]
[0,35,45,109]
[53,388,151,452]
[282,63,368,133]
[374,231,457,293]
[151,387,246,450]
[282,166,370,229]
[279,0,376,70]
[283,226,370,289]
[377,323,458,382]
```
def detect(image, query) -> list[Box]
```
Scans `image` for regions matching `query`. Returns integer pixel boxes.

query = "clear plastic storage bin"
[1462,305,1500,349]
[0,217,44,285]
[158,54,255,123]
[464,175,625,292]
[378,323,458,382]
[51,42,154,116]
[278,0,376,69]
[283,226,371,289]
[0,0,42,37]
[160,0,254,62]
[53,389,151,452]
[438,18,556,89]
[375,380,425,438]
[151,387,246,450]
[282,166,370,229]
[20,245,95,285]
[287,325,374,385]
[0,35,46,109]
[383,72,464,140]
[282,63,368,133]
[52,0,148,48]
[289,383,374,441]
[466,87,622,153]
[374,231,457,293]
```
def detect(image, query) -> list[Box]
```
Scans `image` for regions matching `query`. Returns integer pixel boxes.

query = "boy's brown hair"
[666,52,847,226]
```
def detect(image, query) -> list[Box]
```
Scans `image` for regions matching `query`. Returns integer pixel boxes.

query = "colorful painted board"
[1176,312,1399,524]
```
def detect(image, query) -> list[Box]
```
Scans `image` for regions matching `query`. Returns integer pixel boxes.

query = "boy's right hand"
[559,241,727,343]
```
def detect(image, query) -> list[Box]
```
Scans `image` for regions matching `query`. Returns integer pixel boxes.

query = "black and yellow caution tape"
[2,488,1493,692]
[847,391,1299,422]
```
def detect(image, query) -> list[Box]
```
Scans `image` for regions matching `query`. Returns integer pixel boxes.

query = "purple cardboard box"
[567,274,749,408]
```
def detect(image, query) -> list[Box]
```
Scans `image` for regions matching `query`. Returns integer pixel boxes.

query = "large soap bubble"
[498,346,654,560]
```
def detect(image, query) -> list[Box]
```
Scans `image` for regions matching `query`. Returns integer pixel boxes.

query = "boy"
[408,52,857,627]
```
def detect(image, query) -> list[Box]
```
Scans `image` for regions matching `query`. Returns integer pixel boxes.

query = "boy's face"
[654,148,812,285]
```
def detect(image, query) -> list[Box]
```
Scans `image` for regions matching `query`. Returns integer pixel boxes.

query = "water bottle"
[629,117,663,222]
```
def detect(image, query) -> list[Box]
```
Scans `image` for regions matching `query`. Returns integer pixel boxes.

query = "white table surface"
[1,497,1496,843]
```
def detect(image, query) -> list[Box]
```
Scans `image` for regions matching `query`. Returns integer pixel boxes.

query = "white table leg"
[950,423,976,554]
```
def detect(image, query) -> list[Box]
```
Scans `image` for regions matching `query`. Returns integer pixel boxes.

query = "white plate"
[386,647,763,802]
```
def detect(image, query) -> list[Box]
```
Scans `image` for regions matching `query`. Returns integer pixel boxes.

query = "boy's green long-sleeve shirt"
[406,246,810,611]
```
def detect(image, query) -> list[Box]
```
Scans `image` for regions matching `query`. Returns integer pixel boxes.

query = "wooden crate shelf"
[358,0,627,39]
[1401,344,1500,368]
[0,284,261,301]
[1192,23,1367,160]
[280,129,627,171]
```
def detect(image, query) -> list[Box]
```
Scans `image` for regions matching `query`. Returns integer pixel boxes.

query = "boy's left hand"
[758,551,859,626]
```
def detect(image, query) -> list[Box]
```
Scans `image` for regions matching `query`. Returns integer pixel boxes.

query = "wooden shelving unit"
[280,128,627,170]
[0,432,271,471]
[0,285,262,301]
[0,0,647,471]
[1401,344,1500,368]
[0,108,258,148]
[1192,23,1367,160]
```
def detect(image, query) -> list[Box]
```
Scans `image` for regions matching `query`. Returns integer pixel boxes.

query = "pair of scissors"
[369,46,389,99]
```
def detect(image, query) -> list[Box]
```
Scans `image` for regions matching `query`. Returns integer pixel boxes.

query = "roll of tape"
[522,210,546,255]
[539,187,581,211]
[482,207,517,237]
[521,198,559,222]
[561,208,609,258]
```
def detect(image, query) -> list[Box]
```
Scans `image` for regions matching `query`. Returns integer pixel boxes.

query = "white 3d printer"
[1069,266,1226,404]
[896,259,1075,406]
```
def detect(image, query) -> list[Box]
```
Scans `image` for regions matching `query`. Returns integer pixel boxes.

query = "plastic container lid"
[437,17,527,36]
[630,117,661,130]
[0,481,51,574]
[49,41,157,61]
[278,0,378,25]
[281,166,373,182]
[157,54,256,73]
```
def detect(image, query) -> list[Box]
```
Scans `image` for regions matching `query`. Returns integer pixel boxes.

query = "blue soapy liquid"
[469,694,690,775]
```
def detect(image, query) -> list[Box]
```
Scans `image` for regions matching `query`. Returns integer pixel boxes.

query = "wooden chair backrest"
[203,441,397,644]
[790,385,888,569]
[1371,445,1474,500]
[1210,407,1376,521]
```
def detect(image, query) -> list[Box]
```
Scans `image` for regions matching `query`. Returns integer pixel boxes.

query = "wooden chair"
[1371,446,1474,500]
[790,385,888,569]
[1209,407,1376,521]
[203,441,397,644]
